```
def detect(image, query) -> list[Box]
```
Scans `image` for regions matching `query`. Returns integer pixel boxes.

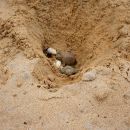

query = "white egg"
[54,60,62,68]
[47,48,57,55]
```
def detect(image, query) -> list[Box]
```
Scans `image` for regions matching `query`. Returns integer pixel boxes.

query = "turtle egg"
[54,60,62,68]
[47,48,57,55]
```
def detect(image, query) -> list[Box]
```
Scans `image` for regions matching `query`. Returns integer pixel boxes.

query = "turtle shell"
[56,51,77,66]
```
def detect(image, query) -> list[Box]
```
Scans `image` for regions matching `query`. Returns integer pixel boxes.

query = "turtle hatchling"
[56,51,77,66]
[60,66,78,76]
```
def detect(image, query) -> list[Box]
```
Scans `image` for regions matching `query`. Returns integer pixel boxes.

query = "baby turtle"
[56,51,77,66]
[43,47,57,58]
[60,66,78,76]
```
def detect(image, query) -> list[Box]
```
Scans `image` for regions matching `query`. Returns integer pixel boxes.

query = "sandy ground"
[0,0,130,130]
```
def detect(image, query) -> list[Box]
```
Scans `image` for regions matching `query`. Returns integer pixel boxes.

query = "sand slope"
[0,0,130,130]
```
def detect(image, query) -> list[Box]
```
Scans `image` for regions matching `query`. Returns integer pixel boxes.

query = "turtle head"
[56,51,62,61]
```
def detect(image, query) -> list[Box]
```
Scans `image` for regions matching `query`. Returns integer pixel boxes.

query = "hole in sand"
[29,0,114,88]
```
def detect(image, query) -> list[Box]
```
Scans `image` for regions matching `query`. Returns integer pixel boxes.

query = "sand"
[0,0,130,130]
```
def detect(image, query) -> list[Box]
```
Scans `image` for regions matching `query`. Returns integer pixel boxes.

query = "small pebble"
[48,88,58,92]
[12,94,17,97]
[82,70,96,81]
[37,85,41,88]
[23,122,27,125]
[47,75,55,82]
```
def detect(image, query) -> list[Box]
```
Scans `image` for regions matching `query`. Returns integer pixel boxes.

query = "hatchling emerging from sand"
[56,51,77,66]
[60,66,78,76]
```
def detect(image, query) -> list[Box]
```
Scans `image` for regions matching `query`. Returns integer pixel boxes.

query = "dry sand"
[0,0,130,130]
